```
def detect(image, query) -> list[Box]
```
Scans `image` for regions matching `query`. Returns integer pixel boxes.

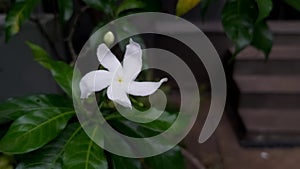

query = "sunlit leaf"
[0,153,15,169]
[5,0,40,41]
[176,0,202,16]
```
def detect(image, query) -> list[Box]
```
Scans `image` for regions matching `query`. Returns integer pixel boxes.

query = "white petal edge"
[79,70,111,98]
[97,44,121,72]
[127,78,168,96]
[123,39,142,81]
[107,84,132,109]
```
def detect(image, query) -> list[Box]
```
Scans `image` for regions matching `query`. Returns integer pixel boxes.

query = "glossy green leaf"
[176,0,202,16]
[116,0,145,17]
[82,0,113,15]
[5,0,40,41]
[255,0,273,23]
[108,110,184,169]
[285,0,300,12]
[16,123,81,169]
[144,146,184,169]
[0,94,72,124]
[110,110,176,137]
[27,42,73,97]
[57,0,74,22]
[0,109,75,154]
[109,111,178,151]
[63,127,108,169]
[111,154,141,169]
[221,0,257,55]
[137,111,177,133]
[252,21,273,59]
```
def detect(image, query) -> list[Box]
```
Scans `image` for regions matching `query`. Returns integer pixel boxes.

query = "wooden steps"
[239,108,300,133]
[234,75,300,93]
[236,46,300,60]
[239,94,300,109]
[232,26,300,146]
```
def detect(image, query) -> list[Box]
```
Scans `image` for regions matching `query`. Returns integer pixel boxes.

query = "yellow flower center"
[117,77,123,83]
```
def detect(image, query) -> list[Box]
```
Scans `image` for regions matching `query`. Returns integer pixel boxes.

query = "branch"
[181,147,207,169]
[66,6,89,61]
[30,17,61,60]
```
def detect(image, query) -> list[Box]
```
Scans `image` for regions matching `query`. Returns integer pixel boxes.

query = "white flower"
[80,39,168,109]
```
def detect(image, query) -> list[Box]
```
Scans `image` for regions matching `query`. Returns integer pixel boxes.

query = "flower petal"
[127,78,168,96]
[80,70,111,98]
[123,39,142,81]
[97,44,121,72]
[107,83,132,108]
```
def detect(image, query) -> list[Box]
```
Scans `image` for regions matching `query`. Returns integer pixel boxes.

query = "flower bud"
[103,31,115,46]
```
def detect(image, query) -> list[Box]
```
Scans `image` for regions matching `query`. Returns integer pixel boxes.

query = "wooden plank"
[234,60,300,75]
[239,108,300,133]
[233,75,300,93]
[234,46,300,60]
[273,34,300,45]
[269,21,300,35]
[239,93,300,109]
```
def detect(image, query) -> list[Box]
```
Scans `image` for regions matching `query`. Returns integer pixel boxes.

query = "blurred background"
[1,0,300,169]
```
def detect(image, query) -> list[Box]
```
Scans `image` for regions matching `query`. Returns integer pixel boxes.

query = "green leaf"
[111,154,141,169]
[82,0,114,15]
[284,0,300,12]
[109,110,176,137]
[116,0,146,17]
[252,21,273,59]
[63,127,108,169]
[0,109,74,154]
[108,111,184,169]
[27,42,73,98]
[221,0,258,55]
[57,0,74,22]
[144,146,184,169]
[138,111,177,133]
[176,0,202,16]
[5,0,41,41]
[255,0,272,23]
[16,123,81,169]
[0,94,72,125]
